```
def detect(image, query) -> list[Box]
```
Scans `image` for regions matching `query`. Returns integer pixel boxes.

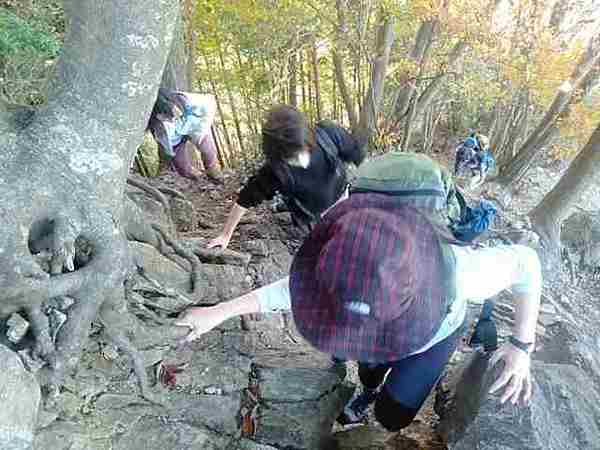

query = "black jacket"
[237,121,364,224]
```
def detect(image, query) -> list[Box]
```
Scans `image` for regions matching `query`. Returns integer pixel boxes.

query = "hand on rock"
[207,233,231,250]
[489,342,533,406]
[174,305,227,342]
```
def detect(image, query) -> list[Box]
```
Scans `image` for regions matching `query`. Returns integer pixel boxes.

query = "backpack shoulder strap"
[315,125,341,167]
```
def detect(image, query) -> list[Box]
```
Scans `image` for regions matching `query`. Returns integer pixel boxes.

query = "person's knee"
[374,389,419,431]
[358,365,388,390]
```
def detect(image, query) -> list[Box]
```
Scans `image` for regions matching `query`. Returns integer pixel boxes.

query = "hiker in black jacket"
[207,105,364,250]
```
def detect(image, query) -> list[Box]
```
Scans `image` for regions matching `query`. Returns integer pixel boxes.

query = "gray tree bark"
[288,51,299,108]
[529,122,600,264]
[332,0,358,130]
[392,20,437,122]
[0,0,179,392]
[311,40,323,122]
[161,12,191,91]
[415,41,467,115]
[354,15,396,149]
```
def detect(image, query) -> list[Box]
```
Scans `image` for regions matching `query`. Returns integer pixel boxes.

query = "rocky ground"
[4,154,600,450]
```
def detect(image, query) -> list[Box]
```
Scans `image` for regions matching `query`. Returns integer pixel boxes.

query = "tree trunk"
[203,52,234,166]
[497,47,600,185]
[354,15,396,149]
[400,97,418,152]
[300,48,307,112]
[311,41,323,122]
[306,49,314,122]
[530,122,600,265]
[234,47,258,137]
[217,45,244,157]
[0,0,179,391]
[332,70,338,122]
[288,51,298,108]
[161,1,195,92]
[415,41,467,115]
[392,20,437,122]
[333,0,358,130]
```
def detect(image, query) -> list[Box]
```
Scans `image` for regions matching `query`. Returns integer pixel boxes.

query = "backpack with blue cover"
[350,150,495,242]
[350,150,499,353]
[451,192,497,242]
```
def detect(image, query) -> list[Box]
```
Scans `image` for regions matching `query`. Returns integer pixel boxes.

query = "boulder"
[437,352,600,450]
[249,351,354,450]
[244,239,293,287]
[129,241,251,302]
[0,345,41,450]
[169,196,197,233]
[562,211,600,268]
[126,189,175,237]
[6,313,29,344]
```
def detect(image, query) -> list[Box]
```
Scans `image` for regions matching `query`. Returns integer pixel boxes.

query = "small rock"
[47,308,67,341]
[243,240,270,257]
[17,349,45,372]
[99,343,120,361]
[7,313,29,344]
[36,408,59,430]
[54,296,76,311]
[203,386,223,396]
[0,345,41,449]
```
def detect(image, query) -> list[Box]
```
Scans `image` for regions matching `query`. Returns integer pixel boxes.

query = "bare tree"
[497,38,600,185]
[530,122,600,262]
[0,0,180,393]
[161,0,198,91]
[288,51,299,108]
[332,0,358,130]
[311,40,323,121]
[354,14,396,148]
[392,19,438,123]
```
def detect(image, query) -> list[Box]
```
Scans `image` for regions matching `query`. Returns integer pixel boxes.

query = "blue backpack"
[451,191,497,242]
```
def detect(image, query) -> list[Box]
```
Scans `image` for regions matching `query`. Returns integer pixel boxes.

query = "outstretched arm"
[454,244,542,405]
[488,287,540,404]
[207,202,247,249]
[175,277,291,340]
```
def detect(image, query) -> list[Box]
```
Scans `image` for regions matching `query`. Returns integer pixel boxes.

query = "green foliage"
[0,7,60,56]
[0,4,63,105]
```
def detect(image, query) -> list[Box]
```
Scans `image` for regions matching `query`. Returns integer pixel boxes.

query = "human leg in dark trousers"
[357,328,461,431]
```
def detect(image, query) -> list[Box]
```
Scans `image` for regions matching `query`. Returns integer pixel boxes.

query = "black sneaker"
[336,388,378,426]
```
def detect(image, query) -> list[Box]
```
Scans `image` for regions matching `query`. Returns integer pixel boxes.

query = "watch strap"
[508,335,534,354]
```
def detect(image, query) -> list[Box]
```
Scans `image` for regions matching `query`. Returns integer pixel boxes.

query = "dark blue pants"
[358,327,462,431]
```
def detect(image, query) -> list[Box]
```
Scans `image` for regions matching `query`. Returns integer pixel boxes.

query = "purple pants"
[171,131,218,178]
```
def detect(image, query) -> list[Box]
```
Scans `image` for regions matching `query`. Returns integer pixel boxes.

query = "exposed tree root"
[97,287,161,404]
[157,186,186,199]
[127,176,171,214]
[151,223,202,293]
[529,212,561,270]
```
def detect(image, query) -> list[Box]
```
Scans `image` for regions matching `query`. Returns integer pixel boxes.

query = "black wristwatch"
[508,336,534,354]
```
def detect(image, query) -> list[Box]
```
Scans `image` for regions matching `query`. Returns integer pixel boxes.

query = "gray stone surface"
[251,351,354,450]
[245,239,294,287]
[0,345,41,450]
[6,313,29,344]
[129,241,251,302]
[126,189,176,236]
[437,352,600,450]
[562,211,600,267]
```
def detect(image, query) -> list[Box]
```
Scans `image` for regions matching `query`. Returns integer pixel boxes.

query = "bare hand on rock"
[489,342,533,406]
[174,305,227,342]
[207,233,231,250]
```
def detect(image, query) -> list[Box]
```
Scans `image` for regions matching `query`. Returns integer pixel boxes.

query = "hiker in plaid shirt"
[177,193,541,430]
